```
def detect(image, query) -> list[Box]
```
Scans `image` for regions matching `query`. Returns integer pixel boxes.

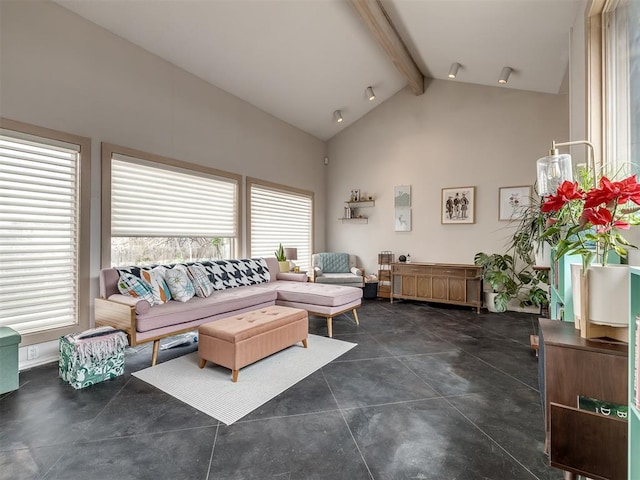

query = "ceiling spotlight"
[366,86,376,101]
[498,67,512,84]
[333,110,344,123]
[448,62,461,79]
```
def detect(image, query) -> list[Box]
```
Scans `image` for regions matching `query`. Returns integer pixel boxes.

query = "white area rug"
[132,334,356,425]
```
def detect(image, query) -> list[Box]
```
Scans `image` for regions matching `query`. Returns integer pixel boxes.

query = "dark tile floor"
[0,300,564,480]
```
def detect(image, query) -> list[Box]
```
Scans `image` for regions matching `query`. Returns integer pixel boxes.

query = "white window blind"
[249,182,312,272]
[0,133,80,334]
[111,154,237,237]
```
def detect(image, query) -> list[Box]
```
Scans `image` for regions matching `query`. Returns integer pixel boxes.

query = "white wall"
[326,80,569,274]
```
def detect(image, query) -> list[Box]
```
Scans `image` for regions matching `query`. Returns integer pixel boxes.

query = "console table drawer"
[393,265,430,275]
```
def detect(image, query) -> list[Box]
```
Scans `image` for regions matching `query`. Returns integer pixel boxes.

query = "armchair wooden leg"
[199,358,207,369]
[151,339,160,366]
[352,308,359,325]
[302,338,308,348]
[327,317,333,338]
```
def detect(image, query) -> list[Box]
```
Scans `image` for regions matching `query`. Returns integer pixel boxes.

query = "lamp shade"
[536,153,572,196]
[284,247,298,261]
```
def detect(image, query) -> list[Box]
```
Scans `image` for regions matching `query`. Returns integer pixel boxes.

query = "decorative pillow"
[197,258,271,291]
[186,265,214,298]
[140,267,172,304]
[163,265,195,302]
[117,272,156,305]
[350,267,362,276]
[318,253,350,273]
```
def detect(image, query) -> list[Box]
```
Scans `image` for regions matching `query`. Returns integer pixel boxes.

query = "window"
[603,0,630,173]
[0,119,90,343]
[247,178,313,272]
[103,144,241,267]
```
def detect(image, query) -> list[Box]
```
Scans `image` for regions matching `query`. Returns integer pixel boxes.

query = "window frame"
[246,177,314,271]
[0,117,91,346]
[101,143,242,268]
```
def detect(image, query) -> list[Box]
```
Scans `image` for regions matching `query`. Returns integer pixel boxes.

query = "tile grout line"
[205,423,220,480]
[320,367,376,480]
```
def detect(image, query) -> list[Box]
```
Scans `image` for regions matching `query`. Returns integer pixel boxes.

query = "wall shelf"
[346,200,374,208]
[339,217,368,224]
[341,199,374,224]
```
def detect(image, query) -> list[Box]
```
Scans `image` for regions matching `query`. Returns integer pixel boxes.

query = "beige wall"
[327,80,569,274]
[0,1,327,318]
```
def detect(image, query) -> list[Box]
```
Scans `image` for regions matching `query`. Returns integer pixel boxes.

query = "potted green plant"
[274,243,289,272]
[474,253,516,312]
[474,252,549,313]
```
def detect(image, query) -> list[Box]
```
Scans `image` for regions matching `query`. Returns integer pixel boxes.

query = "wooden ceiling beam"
[349,0,424,95]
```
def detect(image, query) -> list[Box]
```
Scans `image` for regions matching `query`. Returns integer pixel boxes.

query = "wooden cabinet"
[539,319,628,480]
[390,262,481,313]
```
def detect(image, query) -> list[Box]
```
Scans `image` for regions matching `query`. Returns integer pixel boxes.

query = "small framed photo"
[441,186,475,224]
[498,186,531,221]
[394,185,411,207]
[395,207,411,231]
[350,189,360,202]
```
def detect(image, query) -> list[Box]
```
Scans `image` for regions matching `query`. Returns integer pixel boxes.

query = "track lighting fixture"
[333,110,343,123]
[448,62,461,79]
[366,86,376,101]
[498,67,512,84]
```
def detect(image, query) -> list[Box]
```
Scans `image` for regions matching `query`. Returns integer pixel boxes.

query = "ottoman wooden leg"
[199,358,207,369]
[232,369,239,382]
[353,308,359,325]
[302,338,308,348]
[326,317,333,338]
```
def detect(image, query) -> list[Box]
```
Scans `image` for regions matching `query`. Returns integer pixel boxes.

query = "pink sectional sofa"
[96,257,362,365]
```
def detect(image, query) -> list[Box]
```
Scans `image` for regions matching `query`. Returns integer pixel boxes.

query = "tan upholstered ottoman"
[198,305,308,382]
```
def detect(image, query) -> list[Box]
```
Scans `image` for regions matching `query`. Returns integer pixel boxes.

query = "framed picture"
[394,185,411,207]
[395,207,411,231]
[498,185,531,221]
[441,186,475,224]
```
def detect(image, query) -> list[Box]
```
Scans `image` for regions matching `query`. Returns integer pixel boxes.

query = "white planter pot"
[571,263,629,327]
[534,243,552,268]
[484,292,501,313]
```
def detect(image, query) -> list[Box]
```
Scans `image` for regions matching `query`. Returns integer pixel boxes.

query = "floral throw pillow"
[163,265,195,302]
[117,272,156,305]
[187,265,214,298]
[140,267,172,304]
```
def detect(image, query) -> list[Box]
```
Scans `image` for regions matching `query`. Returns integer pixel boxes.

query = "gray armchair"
[310,253,364,288]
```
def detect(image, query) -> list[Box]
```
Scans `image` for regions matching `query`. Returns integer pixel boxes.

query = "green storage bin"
[0,327,21,394]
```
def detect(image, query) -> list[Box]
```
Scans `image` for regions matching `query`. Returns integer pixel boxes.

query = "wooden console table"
[390,262,482,313]
[539,318,628,480]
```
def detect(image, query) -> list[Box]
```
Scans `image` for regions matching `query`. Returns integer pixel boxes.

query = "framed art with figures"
[441,186,475,224]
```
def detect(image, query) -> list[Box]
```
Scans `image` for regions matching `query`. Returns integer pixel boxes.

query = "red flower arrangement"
[541,175,640,268]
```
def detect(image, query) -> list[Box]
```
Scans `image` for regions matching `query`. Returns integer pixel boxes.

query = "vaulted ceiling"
[55,0,584,141]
